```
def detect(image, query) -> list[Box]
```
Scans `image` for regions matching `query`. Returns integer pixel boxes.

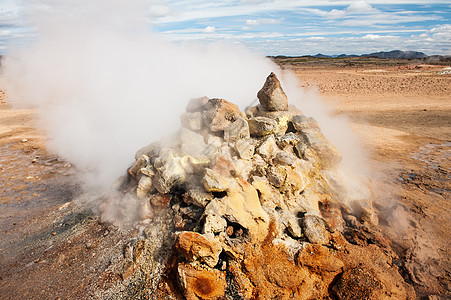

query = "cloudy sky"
[0,0,450,56]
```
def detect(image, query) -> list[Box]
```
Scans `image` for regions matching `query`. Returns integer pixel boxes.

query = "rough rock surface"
[99,73,415,299]
[257,72,289,111]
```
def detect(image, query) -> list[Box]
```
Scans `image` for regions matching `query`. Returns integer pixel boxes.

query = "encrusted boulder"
[248,116,278,137]
[203,98,241,132]
[224,118,250,143]
[257,72,288,111]
[177,263,226,300]
[175,231,222,268]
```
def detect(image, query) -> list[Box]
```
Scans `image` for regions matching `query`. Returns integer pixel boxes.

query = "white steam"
[0,0,370,203]
[0,0,277,188]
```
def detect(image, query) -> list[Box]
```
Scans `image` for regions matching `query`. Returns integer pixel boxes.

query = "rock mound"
[100,73,415,299]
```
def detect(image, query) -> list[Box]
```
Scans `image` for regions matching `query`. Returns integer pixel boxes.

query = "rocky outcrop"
[100,72,415,299]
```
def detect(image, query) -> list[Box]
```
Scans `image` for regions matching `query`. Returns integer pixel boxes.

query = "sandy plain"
[0,59,450,298]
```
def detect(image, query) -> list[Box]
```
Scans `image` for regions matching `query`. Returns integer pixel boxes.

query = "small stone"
[136,175,154,199]
[128,155,150,178]
[303,215,330,245]
[267,165,286,188]
[257,135,279,161]
[286,216,303,238]
[21,139,28,143]
[183,188,213,208]
[204,214,228,234]
[234,140,255,160]
[224,118,250,143]
[257,72,288,111]
[225,226,234,236]
[177,263,226,300]
[211,154,236,177]
[203,98,241,132]
[248,117,278,137]
[175,231,222,268]
[273,151,297,166]
[277,132,300,149]
[203,168,232,192]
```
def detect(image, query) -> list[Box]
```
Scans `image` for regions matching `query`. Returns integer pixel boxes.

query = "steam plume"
[0,0,369,203]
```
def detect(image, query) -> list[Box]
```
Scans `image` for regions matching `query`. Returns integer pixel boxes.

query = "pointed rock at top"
[257,72,288,112]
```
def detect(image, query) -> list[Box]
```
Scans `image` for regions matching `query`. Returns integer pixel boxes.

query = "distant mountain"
[313,53,331,58]
[335,54,359,58]
[270,50,450,62]
[362,50,427,59]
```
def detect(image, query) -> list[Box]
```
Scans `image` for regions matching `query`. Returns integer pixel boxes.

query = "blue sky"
[0,0,450,56]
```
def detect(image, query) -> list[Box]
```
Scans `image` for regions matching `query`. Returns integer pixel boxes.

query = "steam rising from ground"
[0,0,369,200]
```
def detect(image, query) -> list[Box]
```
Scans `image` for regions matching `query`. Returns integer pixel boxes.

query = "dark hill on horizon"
[309,50,428,59]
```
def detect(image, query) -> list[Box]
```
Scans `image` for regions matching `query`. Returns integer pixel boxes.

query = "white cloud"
[245,18,283,26]
[203,26,216,33]
[246,19,260,26]
[346,0,377,14]
[149,4,172,18]
[327,0,378,19]
[306,36,325,40]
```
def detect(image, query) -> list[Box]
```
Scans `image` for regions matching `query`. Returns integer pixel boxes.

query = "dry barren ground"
[290,61,451,298]
[0,60,450,299]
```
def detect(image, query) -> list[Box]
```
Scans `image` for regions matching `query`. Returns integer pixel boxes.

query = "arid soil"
[0,60,450,299]
[289,61,451,298]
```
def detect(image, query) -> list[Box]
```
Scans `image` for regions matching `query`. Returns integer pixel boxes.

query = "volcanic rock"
[202,98,241,132]
[303,214,330,245]
[100,72,415,299]
[224,117,250,142]
[177,263,226,300]
[175,231,222,268]
[257,72,289,111]
[248,116,278,136]
[234,139,254,160]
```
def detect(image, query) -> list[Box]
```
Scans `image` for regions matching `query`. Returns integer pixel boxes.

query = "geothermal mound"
[100,73,414,299]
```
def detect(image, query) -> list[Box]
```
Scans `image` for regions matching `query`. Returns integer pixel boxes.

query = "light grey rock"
[303,215,330,245]
[183,187,213,207]
[273,151,297,166]
[234,139,255,160]
[257,135,279,161]
[224,118,250,143]
[136,175,155,199]
[204,213,228,234]
[203,168,232,192]
[267,165,286,188]
[248,117,278,137]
